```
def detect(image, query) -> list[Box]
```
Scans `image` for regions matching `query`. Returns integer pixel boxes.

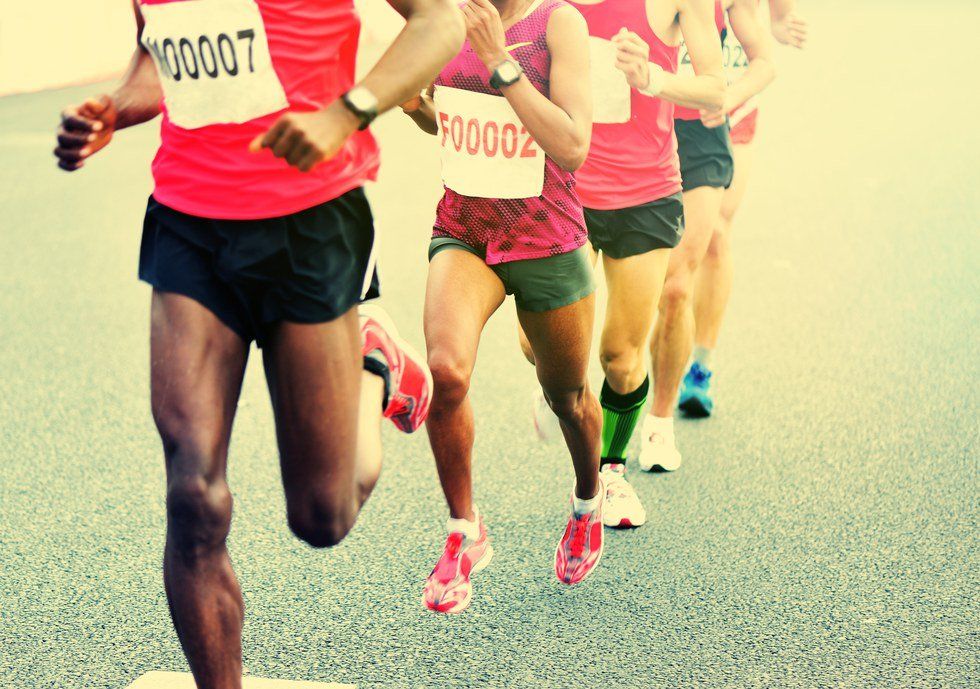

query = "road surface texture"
[0,1,977,687]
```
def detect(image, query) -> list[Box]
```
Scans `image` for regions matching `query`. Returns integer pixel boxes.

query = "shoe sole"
[603,516,645,529]
[678,394,712,418]
[360,304,434,433]
[422,543,494,615]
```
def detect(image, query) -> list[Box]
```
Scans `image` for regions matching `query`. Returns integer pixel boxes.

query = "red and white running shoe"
[360,304,433,433]
[555,484,605,585]
[423,515,494,614]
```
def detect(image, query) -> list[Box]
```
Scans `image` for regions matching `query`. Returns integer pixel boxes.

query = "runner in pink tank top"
[402,0,605,611]
[52,0,465,683]
[523,0,725,529]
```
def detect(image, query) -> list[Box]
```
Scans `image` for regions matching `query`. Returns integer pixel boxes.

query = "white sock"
[644,414,675,438]
[572,486,602,515]
[446,508,480,541]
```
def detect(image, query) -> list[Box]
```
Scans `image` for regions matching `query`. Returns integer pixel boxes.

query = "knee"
[287,489,356,549]
[660,273,695,315]
[705,224,731,262]
[166,475,233,559]
[600,346,641,387]
[545,386,590,422]
[427,350,472,408]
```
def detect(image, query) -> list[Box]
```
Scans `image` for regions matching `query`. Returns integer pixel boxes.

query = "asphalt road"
[1,2,977,688]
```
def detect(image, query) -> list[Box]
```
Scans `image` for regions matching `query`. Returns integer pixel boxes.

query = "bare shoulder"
[547,3,589,49]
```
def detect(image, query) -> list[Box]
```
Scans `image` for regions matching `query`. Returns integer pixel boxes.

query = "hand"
[401,93,423,113]
[54,95,117,171]
[699,103,727,129]
[461,0,507,70]
[771,12,808,49]
[249,101,359,172]
[612,28,651,91]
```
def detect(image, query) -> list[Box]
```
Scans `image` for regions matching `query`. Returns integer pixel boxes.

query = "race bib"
[434,87,545,199]
[140,0,288,129]
[677,41,695,78]
[588,37,630,124]
[722,32,749,81]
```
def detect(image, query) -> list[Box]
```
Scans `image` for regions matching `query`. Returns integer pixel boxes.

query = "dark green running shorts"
[585,192,684,260]
[428,238,595,313]
[676,118,735,191]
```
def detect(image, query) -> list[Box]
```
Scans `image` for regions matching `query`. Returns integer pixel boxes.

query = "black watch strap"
[341,88,378,131]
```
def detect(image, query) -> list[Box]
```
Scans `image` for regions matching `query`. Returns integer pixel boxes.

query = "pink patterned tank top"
[432,0,587,265]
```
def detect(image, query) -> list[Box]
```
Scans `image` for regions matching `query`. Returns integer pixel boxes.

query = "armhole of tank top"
[646,0,682,49]
[521,0,548,19]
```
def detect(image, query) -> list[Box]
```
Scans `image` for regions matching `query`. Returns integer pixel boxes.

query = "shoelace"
[432,532,465,584]
[569,513,591,559]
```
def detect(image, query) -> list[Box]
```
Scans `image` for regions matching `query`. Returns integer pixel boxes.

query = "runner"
[53,0,462,686]
[640,0,773,470]
[525,0,726,526]
[402,0,598,612]
[682,0,807,416]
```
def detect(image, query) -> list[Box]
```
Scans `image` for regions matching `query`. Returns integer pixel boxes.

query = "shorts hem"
[516,283,596,313]
[140,278,252,345]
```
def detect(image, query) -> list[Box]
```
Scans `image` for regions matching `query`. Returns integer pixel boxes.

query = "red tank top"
[432,0,586,265]
[569,0,681,210]
[139,0,379,220]
[674,0,727,121]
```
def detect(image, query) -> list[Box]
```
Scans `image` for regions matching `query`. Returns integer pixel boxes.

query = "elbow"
[431,0,466,54]
[708,78,727,112]
[556,138,590,172]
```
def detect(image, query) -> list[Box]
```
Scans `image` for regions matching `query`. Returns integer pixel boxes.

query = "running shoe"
[600,463,646,528]
[678,361,714,418]
[422,515,494,614]
[555,483,604,585]
[638,415,682,472]
[532,388,562,443]
[360,304,433,433]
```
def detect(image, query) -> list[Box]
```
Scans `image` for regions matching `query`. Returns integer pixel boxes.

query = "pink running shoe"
[423,516,494,614]
[360,304,433,433]
[555,485,605,585]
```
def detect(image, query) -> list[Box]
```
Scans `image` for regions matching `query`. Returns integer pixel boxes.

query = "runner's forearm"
[727,58,774,112]
[657,72,726,111]
[406,93,439,135]
[366,0,465,114]
[111,49,163,131]
[500,76,589,172]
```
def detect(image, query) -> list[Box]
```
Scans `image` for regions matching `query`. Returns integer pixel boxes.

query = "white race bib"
[677,40,695,78]
[140,0,288,129]
[722,31,749,81]
[434,87,545,199]
[588,37,631,124]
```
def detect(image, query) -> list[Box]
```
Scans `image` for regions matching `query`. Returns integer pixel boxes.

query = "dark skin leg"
[151,291,249,689]
[263,307,385,547]
[423,250,506,521]
[518,294,601,501]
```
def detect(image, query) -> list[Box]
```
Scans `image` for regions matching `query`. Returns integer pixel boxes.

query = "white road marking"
[127,671,354,689]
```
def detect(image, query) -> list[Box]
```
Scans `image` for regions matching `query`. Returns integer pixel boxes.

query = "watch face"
[347,87,377,114]
[498,61,521,83]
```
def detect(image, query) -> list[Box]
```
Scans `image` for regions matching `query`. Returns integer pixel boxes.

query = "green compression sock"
[600,376,649,464]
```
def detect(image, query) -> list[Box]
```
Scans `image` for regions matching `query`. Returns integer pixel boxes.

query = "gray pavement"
[1,2,978,687]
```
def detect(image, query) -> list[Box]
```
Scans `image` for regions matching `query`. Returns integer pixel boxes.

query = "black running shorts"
[585,192,684,259]
[138,188,380,347]
[675,118,735,191]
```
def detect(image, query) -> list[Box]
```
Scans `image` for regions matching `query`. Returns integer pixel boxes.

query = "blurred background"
[0,1,977,688]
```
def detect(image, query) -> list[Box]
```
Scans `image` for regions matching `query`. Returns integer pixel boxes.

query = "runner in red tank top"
[402,0,602,611]
[522,0,726,528]
[52,0,464,684]
[683,0,808,419]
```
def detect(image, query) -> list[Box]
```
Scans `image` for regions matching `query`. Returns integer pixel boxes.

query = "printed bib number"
[677,41,695,78]
[722,33,749,81]
[589,37,630,124]
[434,87,545,199]
[140,0,288,129]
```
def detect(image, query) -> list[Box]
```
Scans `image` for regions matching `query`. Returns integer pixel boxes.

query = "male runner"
[528,0,725,527]
[640,0,772,470]
[403,0,599,611]
[53,0,462,686]
[681,0,807,416]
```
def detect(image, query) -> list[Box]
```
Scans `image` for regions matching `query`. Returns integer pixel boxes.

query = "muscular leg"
[263,308,385,548]
[424,250,505,521]
[152,291,249,689]
[518,295,601,499]
[694,143,755,350]
[650,185,725,417]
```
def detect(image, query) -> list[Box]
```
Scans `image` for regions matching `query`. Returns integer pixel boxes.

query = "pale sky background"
[0,0,405,96]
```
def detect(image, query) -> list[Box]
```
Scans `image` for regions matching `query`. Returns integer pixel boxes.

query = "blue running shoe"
[678,362,713,418]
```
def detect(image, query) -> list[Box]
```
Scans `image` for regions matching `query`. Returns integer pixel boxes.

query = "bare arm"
[768,0,808,48]
[254,0,465,171]
[467,2,591,171]
[403,83,439,135]
[725,0,775,110]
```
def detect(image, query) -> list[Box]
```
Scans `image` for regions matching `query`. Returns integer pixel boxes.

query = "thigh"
[601,249,671,350]
[518,293,596,391]
[262,309,363,500]
[675,185,726,272]
[720,142,756,226]
[424,248,506,367]
[150,290,250,481]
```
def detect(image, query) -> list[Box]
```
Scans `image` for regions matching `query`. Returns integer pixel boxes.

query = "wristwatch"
[341,86,379,130]
[489,59,524,90]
